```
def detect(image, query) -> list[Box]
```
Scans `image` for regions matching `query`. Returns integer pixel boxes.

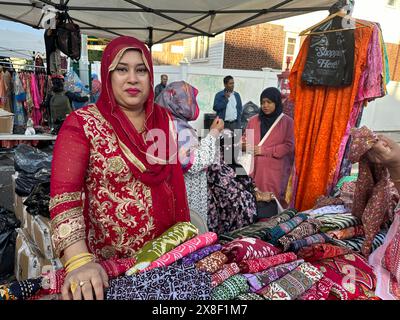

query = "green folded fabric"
[126,222,198,275]
[211,274,249,300]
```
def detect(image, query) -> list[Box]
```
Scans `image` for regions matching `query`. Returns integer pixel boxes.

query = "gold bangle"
[66,257,94,274]
[64,253,95,268]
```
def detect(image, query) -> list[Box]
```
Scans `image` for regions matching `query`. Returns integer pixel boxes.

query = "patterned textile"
[244,260,304,292]
[222,237,281,263]
[313,196,344,209]
[0,278,42,300]
[312,253,377,300]
[330,229,387,253]
[236,293,264,300]
[196,251,228,274]
[211,274,250,300]
[211,263,240,287]
[207,160,256,235]
[350,126,399,256]
[238,252,298,274]
[327,225,364,240]
[317,213,361,232]
[383,229,400,283]
[106,263,212,300]
[126,222,198,275]
[297,244,351,263]
[142,232,218,271]
[259,262,323,300]
[306,205,348,217]
[277,219,322,251]
[297,277,334,300]
[339,181,356,211]
[182,244,222,266]
[219,209,297,242]
[267,214,308,244]
[289,233,330,252]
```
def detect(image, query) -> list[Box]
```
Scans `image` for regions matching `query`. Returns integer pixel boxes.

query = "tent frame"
[0,0,334,47]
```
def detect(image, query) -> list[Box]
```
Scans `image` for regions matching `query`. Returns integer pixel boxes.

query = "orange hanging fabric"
[289,25,373,212]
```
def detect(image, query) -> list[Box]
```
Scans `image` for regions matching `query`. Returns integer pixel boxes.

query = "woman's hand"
[62,262,109,300]
[210,116,224,137]
[246,144,262,156]
[367,135,400,169]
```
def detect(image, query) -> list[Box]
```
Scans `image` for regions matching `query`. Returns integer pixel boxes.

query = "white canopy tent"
[0,0,338,46]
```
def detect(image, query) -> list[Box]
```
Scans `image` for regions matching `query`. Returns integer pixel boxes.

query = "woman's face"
[261,98,276,115]
[111,49,151,111]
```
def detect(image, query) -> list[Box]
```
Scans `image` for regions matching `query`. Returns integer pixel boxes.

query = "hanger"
[299,10,373,36]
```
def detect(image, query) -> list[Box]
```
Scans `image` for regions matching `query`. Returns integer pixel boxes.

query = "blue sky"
[0,19,43,35]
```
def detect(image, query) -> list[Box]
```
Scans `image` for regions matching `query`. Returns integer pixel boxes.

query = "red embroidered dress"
[50,37,189,260]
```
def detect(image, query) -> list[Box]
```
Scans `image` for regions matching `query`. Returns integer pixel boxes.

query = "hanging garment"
[12,72,27,126]
[289,25,374,211]
[30,73,42,126]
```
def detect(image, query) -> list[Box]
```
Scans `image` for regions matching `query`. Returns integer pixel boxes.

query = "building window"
[282,35,299,70]
[171,45,184,54]
[152,44,163,52]
[192,36,209,60]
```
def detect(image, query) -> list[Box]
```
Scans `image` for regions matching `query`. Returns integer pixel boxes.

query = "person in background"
[91,73,102,103]
[45,76,72,129]
[65,86,90,110]
[242,87,294,211]
[154,74,168,99]
[213,75,243,132]
[156,80,224,230]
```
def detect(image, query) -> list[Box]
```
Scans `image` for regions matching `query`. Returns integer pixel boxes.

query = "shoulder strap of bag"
[258,113,284,147]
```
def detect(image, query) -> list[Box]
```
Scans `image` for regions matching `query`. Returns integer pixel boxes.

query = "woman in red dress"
[50,36,189,300]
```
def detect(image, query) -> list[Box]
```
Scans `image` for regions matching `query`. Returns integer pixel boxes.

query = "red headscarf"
[96,36,189,226]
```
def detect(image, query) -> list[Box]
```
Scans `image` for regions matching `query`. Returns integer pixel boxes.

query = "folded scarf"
[142,232,218,271]
[330,229,387,253]
[126,222,198,275]
[211,263,240,287]
[244,259,304,292]
[212,274,249,300]
[258,262,323,300]
[317,213,361,232]
[327,225,364,240]
[182,244,222,266]
[267,214,308,244]
[289,233,330,252]
[297,243,351,262]
[238,252,298,274]
[277,219,323,251]
[222,237,281,263]
[196,251,228,273]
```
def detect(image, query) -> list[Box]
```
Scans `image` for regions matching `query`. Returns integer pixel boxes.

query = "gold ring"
[79,280,90,287]
[70,280,78,294]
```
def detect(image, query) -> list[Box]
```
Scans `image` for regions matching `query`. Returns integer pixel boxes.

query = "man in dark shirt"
[154,74,168,99]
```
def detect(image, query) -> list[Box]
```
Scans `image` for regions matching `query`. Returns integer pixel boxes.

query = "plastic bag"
[23,182,51,218]
[15,170,51,197]
[301,16,355,87]
[0,207,21,283]
[14,144,52,174]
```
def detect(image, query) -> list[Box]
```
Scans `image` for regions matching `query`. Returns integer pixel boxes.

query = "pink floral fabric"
[222,237,281,263]
[238,252,298,274]
[196,251,228,273]
[211,263,240,287]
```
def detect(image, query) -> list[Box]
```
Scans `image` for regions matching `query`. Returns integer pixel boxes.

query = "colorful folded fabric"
[211,263,240,287]
[219,209,297,242]
[306,205,348,216]
[236,293,264,300]
[142,232,218,271]
[312,253,377,300]
[327,225,364,240]
[244,260,304,292]
[0,278,42,300]
[267,214,308,244]
[289,233,330,252]
[238,252,298,274]
[297,277,334,300]
[222,237,281,263]
[211,274,250,300]
[196,251,228,273]
[182,244,222,266]
[107,263,212,300]
[330,229,387,253]
[258,262,323,300]
[297,243,351,262]
[126,222,198,275]
[277,219,323,251]
[317,213,361,232]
